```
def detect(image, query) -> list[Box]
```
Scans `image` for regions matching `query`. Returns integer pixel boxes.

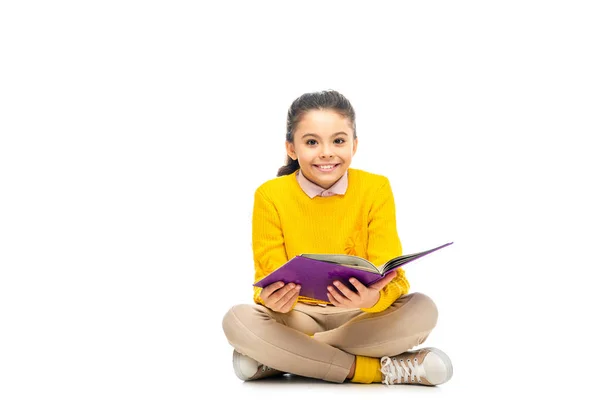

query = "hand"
[327,272,396,309]
[259,281,302,313]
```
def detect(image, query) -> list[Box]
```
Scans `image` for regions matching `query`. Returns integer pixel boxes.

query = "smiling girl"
[222,90,453,386]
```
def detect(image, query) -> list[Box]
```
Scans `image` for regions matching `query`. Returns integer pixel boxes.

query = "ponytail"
[277,157,299,177]
[278,89,356,177]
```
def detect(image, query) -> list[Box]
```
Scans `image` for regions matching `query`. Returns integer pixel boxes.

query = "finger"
[264,283,296,307]
[327,292,341,307]
[369,271,397,291]
[274,285,301,308]
[327,284,349,304]
[261,281,285,299]
[348,277,368,295]
[273,284,300,307]
[271,283,298,302]
[275,286,300,312]
[279,287,301,312]
[332,280,359,301]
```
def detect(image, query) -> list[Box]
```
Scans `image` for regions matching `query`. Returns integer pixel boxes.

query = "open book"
[254,242,453,302]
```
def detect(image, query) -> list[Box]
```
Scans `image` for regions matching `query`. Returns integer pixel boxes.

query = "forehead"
[296,109,353,135]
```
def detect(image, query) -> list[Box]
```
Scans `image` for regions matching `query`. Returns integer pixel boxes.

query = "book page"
[382,242,454,273]
[382,254,422,273]
[300,254,378,273]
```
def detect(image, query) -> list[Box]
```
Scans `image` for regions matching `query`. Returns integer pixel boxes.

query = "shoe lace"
[380,355,423,385]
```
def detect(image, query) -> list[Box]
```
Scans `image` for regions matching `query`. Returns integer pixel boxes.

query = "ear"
[285,141,297,160]
[352,138,358,156]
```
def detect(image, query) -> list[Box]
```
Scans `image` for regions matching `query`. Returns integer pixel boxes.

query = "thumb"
[369,271,396,291]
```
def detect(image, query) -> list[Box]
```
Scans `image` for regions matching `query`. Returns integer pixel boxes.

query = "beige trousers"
[222,292,438,383]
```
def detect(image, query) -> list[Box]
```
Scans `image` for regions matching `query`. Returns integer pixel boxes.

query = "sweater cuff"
[360,275,409,313]
[253,286,266,306]
[360,288,397,313]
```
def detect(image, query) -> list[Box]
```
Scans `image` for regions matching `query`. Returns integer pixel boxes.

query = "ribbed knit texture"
[252,168,410,313]
[351,355,383,384]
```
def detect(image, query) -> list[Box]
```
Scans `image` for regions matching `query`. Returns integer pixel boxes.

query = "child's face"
[286,109,358,190]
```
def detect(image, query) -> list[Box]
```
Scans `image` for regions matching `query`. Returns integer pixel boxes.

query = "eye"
[306,139,317,146]
[334,138,346,144]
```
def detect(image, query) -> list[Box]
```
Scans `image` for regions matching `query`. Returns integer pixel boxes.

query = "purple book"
[253,242,453,302]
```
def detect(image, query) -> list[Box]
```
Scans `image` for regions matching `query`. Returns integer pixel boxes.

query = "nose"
[320,145,334,158]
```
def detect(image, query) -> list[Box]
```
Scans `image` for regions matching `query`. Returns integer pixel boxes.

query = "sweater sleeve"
[360,178,410,313]
[251,188,290,305]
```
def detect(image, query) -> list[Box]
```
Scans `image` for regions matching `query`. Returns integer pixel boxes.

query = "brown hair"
[277,90,357,177]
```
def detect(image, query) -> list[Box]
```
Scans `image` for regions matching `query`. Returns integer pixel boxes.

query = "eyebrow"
[301,132,349,139]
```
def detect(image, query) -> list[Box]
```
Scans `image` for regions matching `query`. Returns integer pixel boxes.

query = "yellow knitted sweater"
[252,168,410,313]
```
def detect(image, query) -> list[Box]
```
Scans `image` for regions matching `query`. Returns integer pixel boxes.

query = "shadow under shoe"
[232,350,286,381]
[380,347,453,386]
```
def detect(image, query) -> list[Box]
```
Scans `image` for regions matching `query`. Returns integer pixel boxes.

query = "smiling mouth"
[313,163,340,172]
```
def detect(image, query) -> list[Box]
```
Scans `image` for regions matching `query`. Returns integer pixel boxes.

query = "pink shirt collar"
[296,168,348,198]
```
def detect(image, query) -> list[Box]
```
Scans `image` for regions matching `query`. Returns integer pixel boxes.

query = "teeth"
[317,165,335,169]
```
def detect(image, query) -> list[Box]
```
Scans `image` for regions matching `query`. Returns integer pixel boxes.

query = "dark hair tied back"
[277,90,357,177]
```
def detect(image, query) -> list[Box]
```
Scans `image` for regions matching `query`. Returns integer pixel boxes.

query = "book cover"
[253,242,453,302]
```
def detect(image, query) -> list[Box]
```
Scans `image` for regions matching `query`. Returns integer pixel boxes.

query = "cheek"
[342,148,355,159]
[300,158,315,169]
[297,151,315,164]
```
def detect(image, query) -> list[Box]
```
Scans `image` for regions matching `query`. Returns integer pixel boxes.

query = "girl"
[222,90,453,386]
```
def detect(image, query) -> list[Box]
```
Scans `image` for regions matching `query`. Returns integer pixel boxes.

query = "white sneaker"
[380,347,453,386]
[232,350,285,381]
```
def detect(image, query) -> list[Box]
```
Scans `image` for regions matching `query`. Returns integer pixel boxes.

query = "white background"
[1,1,599,399]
